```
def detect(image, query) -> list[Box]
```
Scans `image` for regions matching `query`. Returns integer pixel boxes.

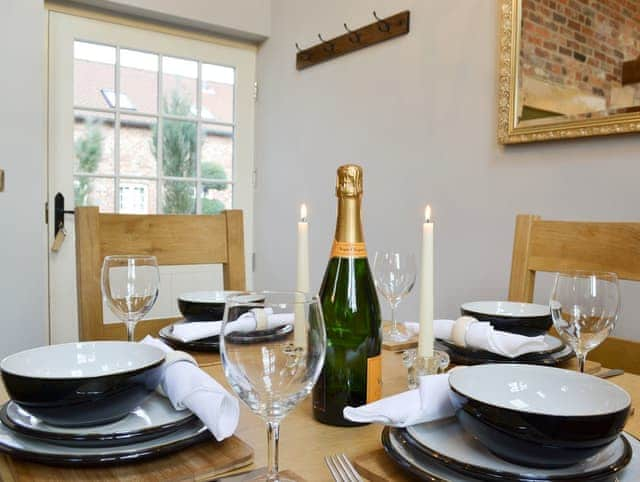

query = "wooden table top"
[0,351,638,481]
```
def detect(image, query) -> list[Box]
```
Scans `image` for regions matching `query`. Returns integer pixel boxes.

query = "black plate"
[383,426,634,482]
[435,340,573,366]
[0,418,211,466]
[225,324,294,344]
[438,335,565,363]
[0,399,197,447]
[159,322,220,352]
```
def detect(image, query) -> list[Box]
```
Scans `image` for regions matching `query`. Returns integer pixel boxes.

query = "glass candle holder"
[402,349,450,389]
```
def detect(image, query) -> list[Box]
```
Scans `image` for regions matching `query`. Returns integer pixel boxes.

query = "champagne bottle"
[312,164,382,426]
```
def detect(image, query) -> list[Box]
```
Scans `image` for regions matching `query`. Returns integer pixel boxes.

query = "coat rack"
[295,11,410,70]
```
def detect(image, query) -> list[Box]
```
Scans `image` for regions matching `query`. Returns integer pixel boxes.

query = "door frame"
[45,4,257,344]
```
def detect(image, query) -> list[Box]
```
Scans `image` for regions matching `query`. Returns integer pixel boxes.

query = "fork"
[325,453,363,482]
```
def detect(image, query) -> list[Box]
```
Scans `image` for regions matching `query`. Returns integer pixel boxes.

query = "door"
[48,11,256,343]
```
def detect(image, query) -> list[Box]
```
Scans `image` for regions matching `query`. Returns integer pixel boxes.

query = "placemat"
[0,434,252,481]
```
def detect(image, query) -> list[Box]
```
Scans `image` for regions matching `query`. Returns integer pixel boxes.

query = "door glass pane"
[201,182,232,214]
[201,124,233,181]
[201,63,235,123]
[162,56,197,116]
[161,119,197,177]
[74,41,115,109]
[162,180,196,214]
[120,114,157,177]
[74,176,115,211]
[74,110,114,175]
[120,49,158,113]
[120,179,157,214]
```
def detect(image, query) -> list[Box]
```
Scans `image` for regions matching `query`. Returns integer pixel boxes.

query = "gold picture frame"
[497,0,640,144]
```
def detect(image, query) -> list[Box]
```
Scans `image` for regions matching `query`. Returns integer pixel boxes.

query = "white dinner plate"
[0,392,196,447]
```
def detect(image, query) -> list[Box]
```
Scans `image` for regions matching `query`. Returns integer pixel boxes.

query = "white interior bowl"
[461,301,550,318]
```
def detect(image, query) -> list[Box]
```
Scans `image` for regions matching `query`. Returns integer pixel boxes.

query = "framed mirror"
[498,0,640,144]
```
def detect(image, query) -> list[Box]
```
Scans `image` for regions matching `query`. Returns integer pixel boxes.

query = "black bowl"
[449,364,630,468]
[178,291,264,321]
[0,342,165,427]
[460,301,552,336]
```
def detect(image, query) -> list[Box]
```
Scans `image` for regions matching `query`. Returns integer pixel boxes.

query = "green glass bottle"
[312,164,382,426]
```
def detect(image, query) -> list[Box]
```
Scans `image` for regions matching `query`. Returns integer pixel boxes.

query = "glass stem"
[126,321,135,342]
[390,304,396,331]
[266,420,280,481]
[577,352,586,373]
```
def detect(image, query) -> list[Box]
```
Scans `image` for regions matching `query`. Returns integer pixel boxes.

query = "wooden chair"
[509,214,640,374]
[75,207,246,341]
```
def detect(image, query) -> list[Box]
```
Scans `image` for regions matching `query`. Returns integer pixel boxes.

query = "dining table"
[0,349,638,481]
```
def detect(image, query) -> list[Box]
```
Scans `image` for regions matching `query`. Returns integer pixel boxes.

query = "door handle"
[54,192,75,238]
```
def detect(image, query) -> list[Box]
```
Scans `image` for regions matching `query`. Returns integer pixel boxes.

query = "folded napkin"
[142,336,239,441]
[344,374,457,426]
[172,308,294,342]
[403,318,547,359]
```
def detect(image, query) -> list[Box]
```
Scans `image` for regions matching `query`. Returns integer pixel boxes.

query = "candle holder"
[402,349,450,389]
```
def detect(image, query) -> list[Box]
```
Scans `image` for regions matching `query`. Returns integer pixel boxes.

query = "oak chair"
[75,207,246,341]
[509,214,640,374]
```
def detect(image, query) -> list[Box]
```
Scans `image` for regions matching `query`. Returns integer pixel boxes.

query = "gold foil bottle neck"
[335,164,363,197]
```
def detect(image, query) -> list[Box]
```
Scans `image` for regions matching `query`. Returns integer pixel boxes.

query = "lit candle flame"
[300,203,308,222]
[425,205,432,223]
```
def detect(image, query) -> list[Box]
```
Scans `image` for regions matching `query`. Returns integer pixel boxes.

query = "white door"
[48,11,256,343]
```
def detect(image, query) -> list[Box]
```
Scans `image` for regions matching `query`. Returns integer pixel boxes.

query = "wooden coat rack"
[295,11,410,71]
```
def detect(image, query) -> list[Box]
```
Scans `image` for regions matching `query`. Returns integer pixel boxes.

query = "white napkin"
[142,336,239,441]
[403,319,547,358]
[344,374,457,426]
[172,308,294,342]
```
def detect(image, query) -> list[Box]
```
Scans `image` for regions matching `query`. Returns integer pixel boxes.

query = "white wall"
[73,0,270,41]
[0,0,48,356]
[254,0,640,340]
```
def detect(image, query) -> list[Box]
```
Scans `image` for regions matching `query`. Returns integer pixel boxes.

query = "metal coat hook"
[317,33,335,53]
[343,23,360,43]
[373,11,391,32]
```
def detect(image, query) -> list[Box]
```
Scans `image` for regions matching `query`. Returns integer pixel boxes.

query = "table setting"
[0,164,638,482]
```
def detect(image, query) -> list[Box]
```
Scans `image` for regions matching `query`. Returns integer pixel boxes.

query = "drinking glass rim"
[555,270,618,281]
[226,290,319,306]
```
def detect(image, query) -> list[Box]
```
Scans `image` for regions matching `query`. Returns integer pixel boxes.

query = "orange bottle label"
[331,241,367,258]
[366,355,382,403]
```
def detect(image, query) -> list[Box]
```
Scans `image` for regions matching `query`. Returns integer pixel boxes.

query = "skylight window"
[101,88,136,110]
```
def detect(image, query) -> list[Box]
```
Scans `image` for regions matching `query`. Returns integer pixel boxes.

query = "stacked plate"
[383,420,639,481]
[435,334,573,366]
[0,342,210,466]
[0,394,210,465]
[383,364,637,480]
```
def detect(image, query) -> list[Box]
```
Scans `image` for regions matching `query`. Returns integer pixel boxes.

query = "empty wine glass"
[550,271,620,373]
[220,292,326,482]
[101,255,160,342]
[373,251,417,342]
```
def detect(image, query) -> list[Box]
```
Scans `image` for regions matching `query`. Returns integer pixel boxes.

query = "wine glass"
[101,255,160,342]
[220,291,326,482]
[373,251,417,342]
[550,271,620,373]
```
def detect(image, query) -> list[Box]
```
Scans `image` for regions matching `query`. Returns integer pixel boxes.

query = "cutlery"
[325,453,363,482]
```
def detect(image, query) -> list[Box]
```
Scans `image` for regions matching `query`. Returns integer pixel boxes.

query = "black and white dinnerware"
[0,393,195,447]
[159,322,220,352]
[436,334,572,366]
[0,342,164,427]
[382,419,638,481]
[178,291,264,321]
[0,415,210,466]
[460,301,552,336]
[449,364,631,467]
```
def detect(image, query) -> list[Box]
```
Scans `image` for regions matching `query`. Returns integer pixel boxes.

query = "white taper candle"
[418,205,434,358]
